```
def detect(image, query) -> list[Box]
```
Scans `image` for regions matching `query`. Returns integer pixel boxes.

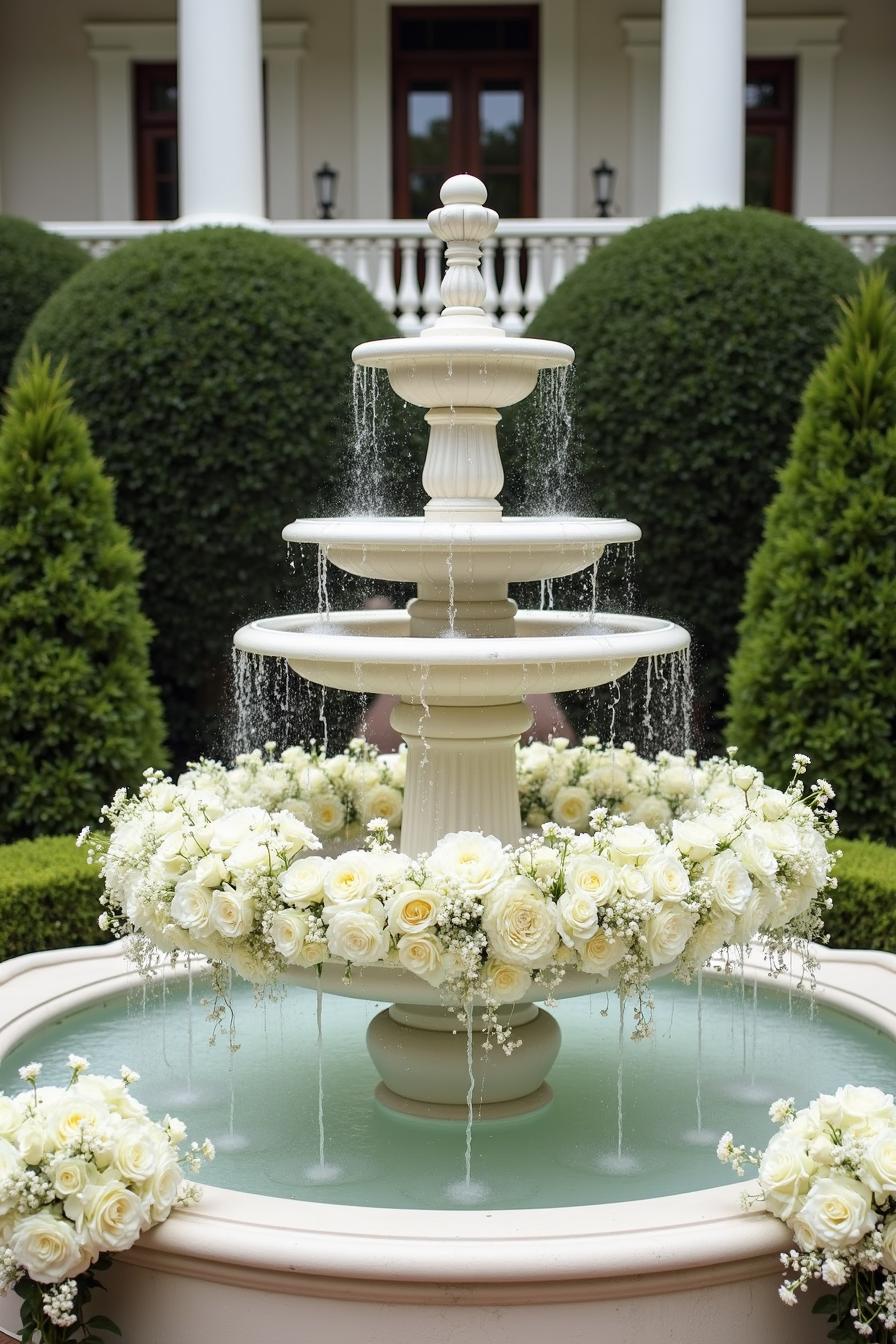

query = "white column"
[88,50,136,221]
[177,0,266,226]
[659,0,745,214]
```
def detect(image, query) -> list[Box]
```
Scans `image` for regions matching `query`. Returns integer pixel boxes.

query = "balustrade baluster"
[397,238,422,335]
[549,238,569,293]
[421,237,443,328]
[500,237,524,335]
[522,238,546,325]
[352,238,372,291]
[481,237,500,325]
[373,238,398,319]
[574,236,592,266]
[327,237,348,270]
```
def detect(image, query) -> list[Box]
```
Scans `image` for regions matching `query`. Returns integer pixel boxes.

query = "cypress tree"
[727,272,896,842]
[0,353,167,840]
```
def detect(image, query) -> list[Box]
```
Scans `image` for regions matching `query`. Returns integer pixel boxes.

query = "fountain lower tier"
[234,608,690,852]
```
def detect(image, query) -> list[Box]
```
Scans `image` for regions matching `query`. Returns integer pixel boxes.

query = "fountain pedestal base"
[366,1002,561,1117]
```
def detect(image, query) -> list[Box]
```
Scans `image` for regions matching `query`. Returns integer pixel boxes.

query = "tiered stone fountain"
[234,174,689,1116]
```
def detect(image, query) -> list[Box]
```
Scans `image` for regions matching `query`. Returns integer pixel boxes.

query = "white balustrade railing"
[42,216,896,334]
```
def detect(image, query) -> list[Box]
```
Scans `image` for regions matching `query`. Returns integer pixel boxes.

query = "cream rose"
[657,764,697,800]
[625,795,673,829]
[564,853,617,905]
[607,823,659,867]
[361,784,403,828]
[322,852,373,910]
[733,830,778,883]
[484,960,532,1003]
[386,886,440,936]
[397,933,447,985]
[644,902,697,968]
[65,1175,146,1254]
[45,1097,105,1149]
[576,928,628,977]
[310,793,346,838]
[525,845,562,883]
[482,877,560,968]
[279,855,327,907]
[880,1214,896,1273]
[702,850,753,917]
[557,889,601,946]
[0,1138,24,1214]
[194,853,229,888]
[551,786,594,831]
[645,852,690,902]
[671,819,718,862]
[209,887,255,939]
[271,810,319,858]
[112,1121,164,1184]
[791,1175,877,1251]
[269,909,311,964]
[0,1097,23,1141]
[863,1127,896,1198]
[52,1157,90,1201]
[758,1132,817,1220]
[325,909,390,965]
[429,832,507,896]
[170,878,213,934]
[810,1086,896,1140]
[9,1211,90,1283]
[146,1151,183,1220]
[208,807,269,854]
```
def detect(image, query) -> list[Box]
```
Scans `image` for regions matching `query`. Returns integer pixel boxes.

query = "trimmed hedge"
[826,837,896,954]
[518,208,860,749]
[0,354,167,842]
[0,218,88,386]
[18,227,408,764]
[0,835,106,962]
[726,274,896,843]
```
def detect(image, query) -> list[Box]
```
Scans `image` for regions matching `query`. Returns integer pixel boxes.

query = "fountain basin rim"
[233,609,691,668]
[281,960,629,1004]
[283,515,641,549]
[352,334,574,369]
[1,941,893,1302]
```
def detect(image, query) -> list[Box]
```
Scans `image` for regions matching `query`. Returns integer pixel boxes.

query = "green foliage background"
[0,355,166,841]
[19,227,411,763]
[0,217,88,386]
[727,274,896,843]
[515,208,860,748]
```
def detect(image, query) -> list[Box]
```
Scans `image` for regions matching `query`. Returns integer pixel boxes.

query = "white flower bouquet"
[0,1057,212,1343]
[719,1087,896,1340]
[83,742,838,1024]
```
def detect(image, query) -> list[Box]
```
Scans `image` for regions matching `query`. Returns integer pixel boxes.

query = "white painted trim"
[351,0,576,219]
[84,20,307,221]
[621,14,844,217]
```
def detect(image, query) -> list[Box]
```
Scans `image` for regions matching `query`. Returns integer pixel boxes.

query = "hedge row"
[0,834,891,966]
[0,835,107,962]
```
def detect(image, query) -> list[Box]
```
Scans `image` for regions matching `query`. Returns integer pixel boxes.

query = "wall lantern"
[592,159,617,218]
[314,162,339,220]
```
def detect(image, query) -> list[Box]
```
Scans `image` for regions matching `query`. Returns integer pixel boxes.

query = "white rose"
[863,1127,896,1198]
[147,1151,182,1221]
[279,855,327,907]
[760,788,790,821]
[607,823,659,867]
[732,764,759,792]
[618,865,651,899]
[645,852,690,902]
[326,909,390,965]
[759,820,802,861]
[684,912,736,969]
[803,830,832,887]
[810,1086,896,1140]
[582,764,630,798]
[171,878,213,934]
[808,1134,837,1168]
[208,807,269,854]
[484,960,532,1003]
[194,853,229,887]
[14,1119,46,1166]
[575,928,628,977]
[758,1132,817,1220]
[270,810,319,858]
[361,784,403,828]
[269,909,311,964]
[644,902,698,968]
[226,838,273,876]
[151,829,190,879]
[0,1097,24,1141]
[293,939,328,968]
[65,1174,146,1254]
[209,887,255,939]
[791,1175,877,1251]
[702,850,753,917]
[0,1138,24,1214]
[657,764,697,800]
[551,786,594,831]
[112,1122,164,1184]
[386,886,441,936]
[45,1096,105,1149]
[525,845,562,882]
[564,853,617,905]
[396,933,447,986]
[671,819,718,862]
[733,829,778,883]
[279,796,313,827]
[482,877,560,969]
[880,1215,896,1272]
[310,793,346,838]
[52,1157,90,1201]
[322,852,374,911]
[625,795,673,829]
[429,832,507,896]
[557,889,601,946]
[9,1211,90,1283]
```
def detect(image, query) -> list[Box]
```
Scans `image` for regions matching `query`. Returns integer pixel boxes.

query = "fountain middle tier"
[283,515,640,586]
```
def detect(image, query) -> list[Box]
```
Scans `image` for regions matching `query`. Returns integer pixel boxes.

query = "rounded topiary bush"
[0,217,88,386]
[19,228,406,762]
[516,209,860,748]
[727,273,896,843]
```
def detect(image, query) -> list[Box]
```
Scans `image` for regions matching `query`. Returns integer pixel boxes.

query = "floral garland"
[719,1087,896,1340]
[0,1057,212,1343]
[83,741,838,1022]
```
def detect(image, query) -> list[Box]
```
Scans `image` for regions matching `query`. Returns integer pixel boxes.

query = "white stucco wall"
[0,0,892,221]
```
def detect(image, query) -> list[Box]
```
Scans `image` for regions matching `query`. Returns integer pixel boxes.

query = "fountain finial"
[426,174,498,329]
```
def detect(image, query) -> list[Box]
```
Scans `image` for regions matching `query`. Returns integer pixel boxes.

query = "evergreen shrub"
[518,209,860,746]
[18,228,407,762]
[0,354,166,842]
[826,837,896,953]
[0,835,106,961]
[727,273,896,843]
[0,218,88,385]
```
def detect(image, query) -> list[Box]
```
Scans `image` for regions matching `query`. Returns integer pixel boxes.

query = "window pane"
[480,87,523,167]
[149,77,178,114]
[745,78,778,111]
[154,136,177,176]
[482,173,521,218]
[745,133,775,208]
[408,88,452,168]
[155,178,178,220]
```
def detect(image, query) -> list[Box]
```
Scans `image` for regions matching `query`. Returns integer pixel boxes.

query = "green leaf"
[86,1315,122,1335]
